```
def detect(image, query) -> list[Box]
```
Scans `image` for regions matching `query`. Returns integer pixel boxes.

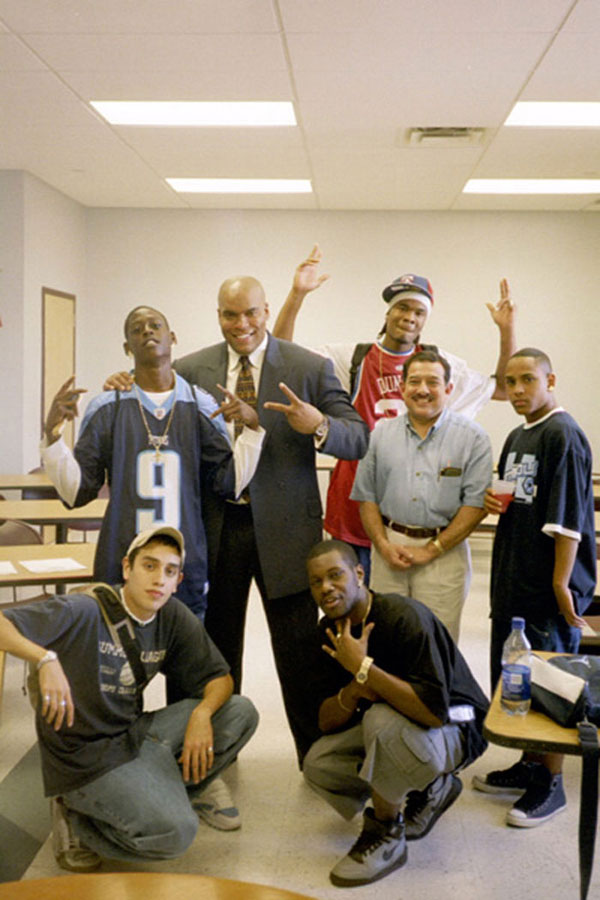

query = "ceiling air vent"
[404,127,486,148]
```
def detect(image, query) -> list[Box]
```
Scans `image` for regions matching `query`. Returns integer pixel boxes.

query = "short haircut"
[127,534,181,567]
[509,347,553,373]
[306,539,359,568]
[123,306,170,339]
[403,350,451,384]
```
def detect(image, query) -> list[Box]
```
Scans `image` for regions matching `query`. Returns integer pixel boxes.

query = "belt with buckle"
[381,516,441,539]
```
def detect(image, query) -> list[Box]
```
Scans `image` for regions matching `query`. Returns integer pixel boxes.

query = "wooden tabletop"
[483,656,594,756]
[0,873,318,900]
[0,472,54,492]
[0,498,108,525]
[0,543,96,589]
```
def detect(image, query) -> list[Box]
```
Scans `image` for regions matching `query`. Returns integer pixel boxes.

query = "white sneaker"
[192,777,241,831]
[51,797,101,872]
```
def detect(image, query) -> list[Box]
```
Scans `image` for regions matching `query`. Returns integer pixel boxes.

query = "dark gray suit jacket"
[175,334,369,599]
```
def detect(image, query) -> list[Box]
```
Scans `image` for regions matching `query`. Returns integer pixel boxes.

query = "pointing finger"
[216,383,234,400]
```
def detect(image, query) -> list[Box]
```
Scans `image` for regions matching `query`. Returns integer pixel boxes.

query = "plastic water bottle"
[500,617,532,715]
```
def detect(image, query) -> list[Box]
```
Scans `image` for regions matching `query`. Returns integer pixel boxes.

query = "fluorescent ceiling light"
[167,178,312,194]
[464,179,600,194]
[505,102,600,127]
[90,101,296,127]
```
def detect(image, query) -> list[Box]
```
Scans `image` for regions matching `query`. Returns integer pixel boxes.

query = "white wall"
[0,171,86,473]
[83,208,600,463]
[22,173,87,470]
[0,172,25,472]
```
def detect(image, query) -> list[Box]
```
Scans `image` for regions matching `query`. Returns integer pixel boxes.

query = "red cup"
[493,479,515,513]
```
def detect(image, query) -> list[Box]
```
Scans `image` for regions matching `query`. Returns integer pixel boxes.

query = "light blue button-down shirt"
[351,409,493,528]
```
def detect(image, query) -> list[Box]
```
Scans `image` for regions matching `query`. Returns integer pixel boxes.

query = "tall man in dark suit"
[175,276,369,762]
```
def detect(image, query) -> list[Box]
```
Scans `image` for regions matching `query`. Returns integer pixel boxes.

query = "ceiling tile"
[0,0,278,34]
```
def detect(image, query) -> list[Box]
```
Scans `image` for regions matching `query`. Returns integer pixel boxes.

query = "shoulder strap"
[85,583,148,690]
[349,343,373,395]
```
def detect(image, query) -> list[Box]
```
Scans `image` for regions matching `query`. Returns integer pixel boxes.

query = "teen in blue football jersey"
[42,306,264,620]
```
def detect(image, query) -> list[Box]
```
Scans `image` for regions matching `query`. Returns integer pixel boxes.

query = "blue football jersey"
[73,374,235,616]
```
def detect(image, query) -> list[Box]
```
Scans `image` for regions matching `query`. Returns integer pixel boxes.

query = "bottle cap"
[511,616,525,629]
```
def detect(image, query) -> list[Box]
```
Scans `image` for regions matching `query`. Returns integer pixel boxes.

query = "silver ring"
[208,746,213,752]
[59,700,67,706]
[44,695,50,702]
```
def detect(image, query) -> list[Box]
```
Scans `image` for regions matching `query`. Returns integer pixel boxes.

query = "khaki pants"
[303,703,464,820]
[370,529,471,643]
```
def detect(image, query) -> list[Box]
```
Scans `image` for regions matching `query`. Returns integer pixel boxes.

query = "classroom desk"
[0,542,96,595]
[0,472,54,493]
[0,498,108,543]
[0,873,319,900]
[484,676,583,755]
[483,662,599,900]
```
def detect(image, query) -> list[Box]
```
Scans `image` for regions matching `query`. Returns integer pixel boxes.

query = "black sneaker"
[471,760,542,795]
[507,769,566,828]
[404,773,463,841]
[329,808,407,887]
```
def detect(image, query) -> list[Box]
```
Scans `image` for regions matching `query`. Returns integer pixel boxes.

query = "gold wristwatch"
[355,656,374,684]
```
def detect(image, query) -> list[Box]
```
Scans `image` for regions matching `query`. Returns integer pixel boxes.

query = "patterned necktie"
[234,355,257,439]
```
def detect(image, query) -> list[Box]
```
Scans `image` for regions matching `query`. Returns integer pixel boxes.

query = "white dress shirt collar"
[226,333,269,376]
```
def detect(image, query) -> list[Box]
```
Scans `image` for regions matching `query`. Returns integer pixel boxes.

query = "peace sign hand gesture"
[45,376,87,444]
[263,382,325,435]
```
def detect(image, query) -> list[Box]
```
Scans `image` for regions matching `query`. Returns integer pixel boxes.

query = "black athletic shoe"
[472,760,542,795]
[404,773,463,841]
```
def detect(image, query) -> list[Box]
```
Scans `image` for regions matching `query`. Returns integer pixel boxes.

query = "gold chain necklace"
[133,383,176,460]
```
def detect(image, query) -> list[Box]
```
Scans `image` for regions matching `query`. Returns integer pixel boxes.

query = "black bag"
[530,654,600,900]
[530,653,600,727]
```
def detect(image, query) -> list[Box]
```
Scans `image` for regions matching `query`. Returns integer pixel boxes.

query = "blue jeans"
[63,696,258,862]
[350,542,371,586]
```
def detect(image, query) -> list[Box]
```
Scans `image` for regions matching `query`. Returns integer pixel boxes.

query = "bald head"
[217,276,270,355]
[218,276,265,307]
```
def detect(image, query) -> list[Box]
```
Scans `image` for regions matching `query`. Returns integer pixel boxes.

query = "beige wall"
[83,207,600,463]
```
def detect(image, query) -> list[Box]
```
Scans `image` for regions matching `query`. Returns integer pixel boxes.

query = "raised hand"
[45,376,87,444]
[212,384,259,430]
[292,244,330,297]
[323,617,375,675]
[486,278,516,332]
[263,382,325,434]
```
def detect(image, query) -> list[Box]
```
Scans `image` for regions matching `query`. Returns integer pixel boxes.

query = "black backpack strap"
[577,719,600,900]
[89,584,148,691]
[349,343,373,395]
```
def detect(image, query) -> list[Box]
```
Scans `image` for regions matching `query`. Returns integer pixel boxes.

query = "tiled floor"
[0,537,589,897]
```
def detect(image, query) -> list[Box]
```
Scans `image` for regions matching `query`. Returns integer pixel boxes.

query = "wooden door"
[42,289,76,448]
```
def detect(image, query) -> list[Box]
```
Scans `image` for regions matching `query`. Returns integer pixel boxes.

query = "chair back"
[0,519,43,546]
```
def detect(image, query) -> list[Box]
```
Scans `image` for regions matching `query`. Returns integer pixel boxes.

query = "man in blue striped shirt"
[352,349,493,643]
